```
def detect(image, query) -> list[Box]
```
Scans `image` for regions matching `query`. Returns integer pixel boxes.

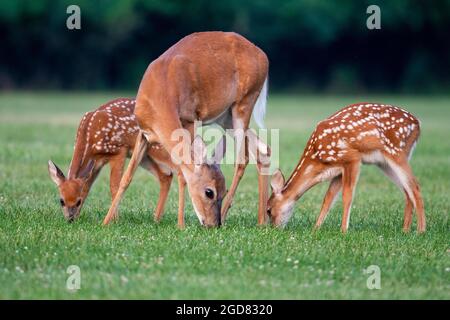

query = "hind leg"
[403,166,425,233]
[221,92,267,223]
[378,163,414,232]
[383,157,426,233]
[402,194,414,232]
[247,130,271,225]
[411,177,425,232]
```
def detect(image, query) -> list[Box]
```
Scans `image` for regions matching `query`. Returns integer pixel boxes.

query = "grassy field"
[0,92,449,299]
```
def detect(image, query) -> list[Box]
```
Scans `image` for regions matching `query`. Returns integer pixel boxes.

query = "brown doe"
[48,98,215,228]
[267,103,425,233]
[102,32,271,227]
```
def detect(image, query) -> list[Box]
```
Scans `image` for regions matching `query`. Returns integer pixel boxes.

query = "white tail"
[252,77,268,129]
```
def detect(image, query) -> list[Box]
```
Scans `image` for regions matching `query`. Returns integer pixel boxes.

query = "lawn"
[0,92,448,299]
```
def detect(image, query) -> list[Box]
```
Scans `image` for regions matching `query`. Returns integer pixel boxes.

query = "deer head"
[185,136,226,227]
[48,160,95,222]
[267,169,294,227]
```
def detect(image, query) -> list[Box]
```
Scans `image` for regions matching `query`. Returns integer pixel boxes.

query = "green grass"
[0,92,449,299]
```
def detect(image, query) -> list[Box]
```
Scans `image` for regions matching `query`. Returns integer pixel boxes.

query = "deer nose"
[67,208,77,222]
[217,199,222,227]
[217,215,222,227]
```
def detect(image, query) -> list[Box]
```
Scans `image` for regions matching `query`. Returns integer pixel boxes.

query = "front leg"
[103,132,148,225]
[140,154,173,222]
[221,115,251,222]
[314,175,342,229]
[341,162,360,233]
[154,172,173,223]
[221,148,249,222]
[221,95,262,224]
[142,157,173,223]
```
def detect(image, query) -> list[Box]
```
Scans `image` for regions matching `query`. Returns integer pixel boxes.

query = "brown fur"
[103,32,271,227]
[49,98,188,226]
[268,103,425,233]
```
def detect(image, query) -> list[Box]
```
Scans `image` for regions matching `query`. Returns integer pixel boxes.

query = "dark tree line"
[0,0,449,93]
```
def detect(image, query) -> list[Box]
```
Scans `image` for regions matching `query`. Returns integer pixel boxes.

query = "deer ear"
[48,160,65,186]
[210,136,225,166]
[78,160,95,180]
[193,135,207,165]
[270,169,285,194]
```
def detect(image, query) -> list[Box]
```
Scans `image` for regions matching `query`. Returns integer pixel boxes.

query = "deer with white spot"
[102,32,271,227]
[48,98,196,228]
[267,103,425,233]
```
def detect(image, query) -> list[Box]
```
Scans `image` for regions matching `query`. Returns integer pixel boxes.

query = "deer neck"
[282,160,318,203]
[78,162,102,199]
[68,154,85,180]
[68,113,92,179]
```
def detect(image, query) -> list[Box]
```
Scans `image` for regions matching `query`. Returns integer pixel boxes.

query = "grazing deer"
[102,31,271,227]
[267,103,425,233]
[48,98,216,228]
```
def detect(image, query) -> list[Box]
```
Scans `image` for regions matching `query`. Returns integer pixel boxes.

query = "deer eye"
[267,208,272,217]
[75,199,82,207]
[59,198,65,207]
[205,188,214,199]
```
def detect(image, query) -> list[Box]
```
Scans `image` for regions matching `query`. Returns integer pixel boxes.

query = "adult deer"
[48,98,217,228]
[268,103,425,233]
[102,32,270,227]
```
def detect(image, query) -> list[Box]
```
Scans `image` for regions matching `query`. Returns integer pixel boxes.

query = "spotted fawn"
[267,103,425,233]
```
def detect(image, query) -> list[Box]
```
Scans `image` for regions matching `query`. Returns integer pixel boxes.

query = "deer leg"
[103,132,148,225]
[221,147,249,222]
[384,158,425,233]
[257,161,270,225]
[140,157,173,222]
[408,175,425,233]
[402,194,414,232]
[314,175,342,229]
[154,171,173,223]
[341,162,361,233]
[411,177,425,233]
[177,172,186,229]
[221,96,258,222]
[109,149,127,200]
[247,130,271,225]
[378,162,414,232]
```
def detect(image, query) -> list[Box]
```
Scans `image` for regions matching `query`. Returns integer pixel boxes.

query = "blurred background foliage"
[0,0,449,93]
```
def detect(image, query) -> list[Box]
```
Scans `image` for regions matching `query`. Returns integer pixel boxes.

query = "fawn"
[48,98,224,228]
[103,32,270,227]
[267,103,425,233]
